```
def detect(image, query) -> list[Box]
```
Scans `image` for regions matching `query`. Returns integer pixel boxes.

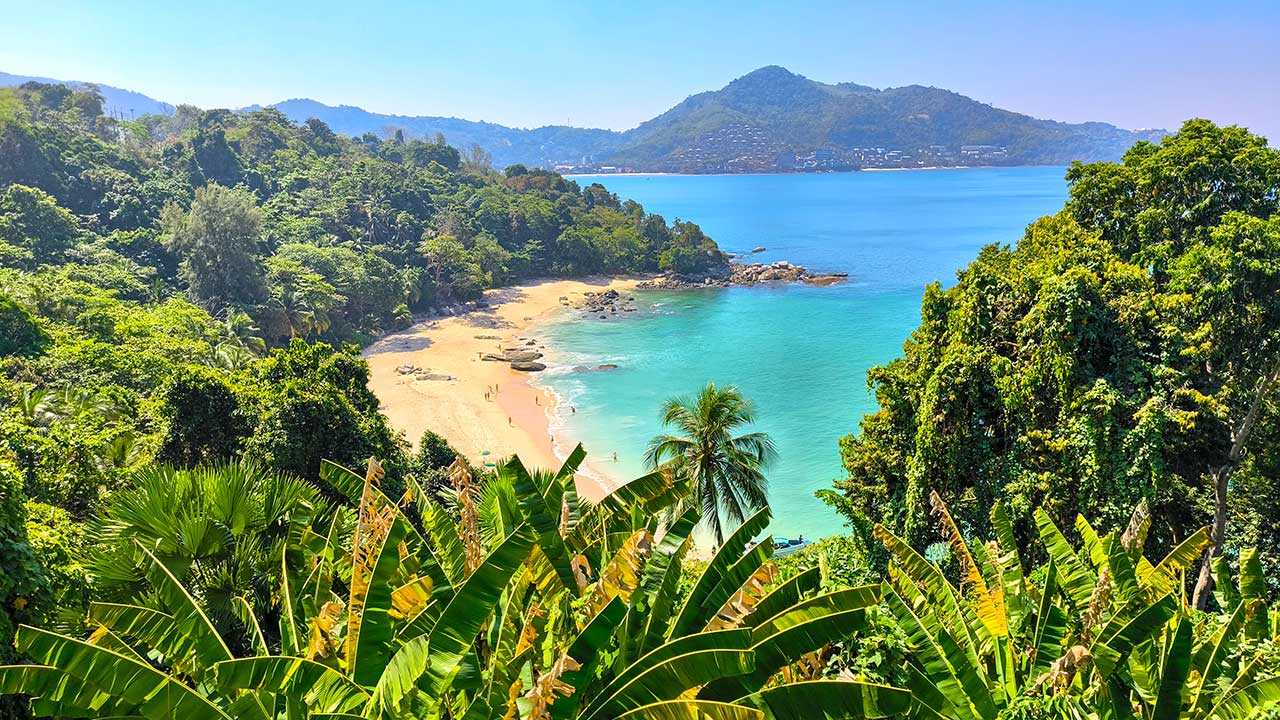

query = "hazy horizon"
[2,0,1276,139]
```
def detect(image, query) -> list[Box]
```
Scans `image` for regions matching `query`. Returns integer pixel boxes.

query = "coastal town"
[555,122,1013,174]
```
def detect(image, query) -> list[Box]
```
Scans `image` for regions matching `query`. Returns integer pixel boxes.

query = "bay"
[541,168,1069,539]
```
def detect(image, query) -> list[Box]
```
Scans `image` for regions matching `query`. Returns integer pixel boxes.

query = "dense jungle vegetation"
[1,79,1279,718]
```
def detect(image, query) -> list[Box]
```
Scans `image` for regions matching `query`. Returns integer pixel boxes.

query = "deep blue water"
[541,168,1068,540]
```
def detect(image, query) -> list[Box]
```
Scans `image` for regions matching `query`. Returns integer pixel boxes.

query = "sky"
[0,0,1276,140]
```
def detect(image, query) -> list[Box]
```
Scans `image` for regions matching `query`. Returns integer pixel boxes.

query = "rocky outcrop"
[482,349,543,363]
[576,288,639,315]
[510,360,546,372]
[638,260,847,289]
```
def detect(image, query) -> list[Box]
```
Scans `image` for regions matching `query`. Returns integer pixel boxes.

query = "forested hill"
[0,79,724,558]
[607,66,1166,171]
[0,71,175,118]
[3,66,1165,172]
[249,99,626,169]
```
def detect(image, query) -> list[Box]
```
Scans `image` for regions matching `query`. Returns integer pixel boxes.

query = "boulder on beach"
[505,350,543,362]
[510,360,546,372]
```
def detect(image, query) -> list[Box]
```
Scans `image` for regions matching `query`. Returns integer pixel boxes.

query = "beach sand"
[364,277,643,502]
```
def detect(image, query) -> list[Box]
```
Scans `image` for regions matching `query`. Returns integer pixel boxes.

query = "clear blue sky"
[1,0,1276,139]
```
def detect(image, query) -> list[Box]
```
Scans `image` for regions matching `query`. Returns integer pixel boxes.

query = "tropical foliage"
[876,493,1280,719]
[0,449,906,719]
[823,120,1280,606]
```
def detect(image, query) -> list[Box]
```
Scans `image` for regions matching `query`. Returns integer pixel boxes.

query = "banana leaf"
[630,507,700,660]
[135,542,234,677]
[213,656,369,715]
[589,630,753,716]
[617,700,764,720]
[1151,617,1192,720]
[346,519,407,686]
[1093,595,1177,679]
[735,680,911,720]
[505,454,578,592]
[671,508,772,639]
[881,586,988,720]
[744,568,821,630]
[1204,673,1280,720]
[1034,508,1097,611]
[583,648,755,720]
[1190,599,1251,715]
[15,625,232,720]
[419,524,538,707]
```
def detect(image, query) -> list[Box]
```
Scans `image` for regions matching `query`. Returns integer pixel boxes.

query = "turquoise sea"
[542,168,1069,540]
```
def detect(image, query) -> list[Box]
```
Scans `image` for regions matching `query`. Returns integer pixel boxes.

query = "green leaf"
[419,524,538,708]
[744,568,820,629]
[16,625,231,720]
[1094,595,1177,678]
[1190,599,1251,715]
[504,454,578,593]
[213,656,369,715]
[616,700,763,720]
[1031,559,1067,678]
[1151,617,1192,720]
[631,507,700,660]
[585,630,754,719]
[584,648,755,720]
[347,519,407,686]
[671,507,771,638]
[1034,508,1096,611]
[134,542,234,677]
[735,680,911,720]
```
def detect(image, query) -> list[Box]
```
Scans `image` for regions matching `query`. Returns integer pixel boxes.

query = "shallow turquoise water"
[541,169,1068,539]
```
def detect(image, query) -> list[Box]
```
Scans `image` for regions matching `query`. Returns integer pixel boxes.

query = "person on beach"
[612,452,618,462]
[508,417,513,427]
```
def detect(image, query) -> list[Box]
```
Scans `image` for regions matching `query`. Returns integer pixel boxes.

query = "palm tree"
[646,382,776,545]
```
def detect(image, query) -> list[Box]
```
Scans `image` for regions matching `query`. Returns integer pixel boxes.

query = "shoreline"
[363,277,641,501]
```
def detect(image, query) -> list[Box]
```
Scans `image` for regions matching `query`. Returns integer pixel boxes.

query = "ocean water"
[540,169,1069,540]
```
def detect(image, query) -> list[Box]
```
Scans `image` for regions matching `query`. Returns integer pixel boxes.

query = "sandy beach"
[364,277,643,502]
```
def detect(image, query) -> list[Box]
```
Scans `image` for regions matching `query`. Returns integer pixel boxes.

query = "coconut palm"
[646,382,776,545]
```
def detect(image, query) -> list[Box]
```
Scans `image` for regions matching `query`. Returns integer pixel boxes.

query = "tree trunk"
[1191,360,1280,609]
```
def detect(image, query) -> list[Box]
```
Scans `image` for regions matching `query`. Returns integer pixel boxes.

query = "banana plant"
[1,449,906,719]
[876,492,1280,720]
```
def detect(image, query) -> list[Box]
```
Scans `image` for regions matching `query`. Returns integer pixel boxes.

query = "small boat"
[771,537,810,556]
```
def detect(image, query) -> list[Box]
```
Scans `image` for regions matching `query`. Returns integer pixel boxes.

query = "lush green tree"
[0,294,48,357]
[646,383,777,544]
[0,184,80,267]
[825,123,1280,600]
[161,183,268,310]
[242,340,408,491]
[156,365,251,466]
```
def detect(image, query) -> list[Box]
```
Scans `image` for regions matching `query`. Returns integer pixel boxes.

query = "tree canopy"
[823,121,1280,603]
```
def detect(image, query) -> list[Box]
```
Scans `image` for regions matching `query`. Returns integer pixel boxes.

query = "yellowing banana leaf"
[671,507,772,639]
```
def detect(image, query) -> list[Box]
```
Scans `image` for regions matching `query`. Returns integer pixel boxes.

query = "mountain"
[249,99,624,169]
[0,71,174,118]
[606,66,1166,171]
[2,66,1165,172]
